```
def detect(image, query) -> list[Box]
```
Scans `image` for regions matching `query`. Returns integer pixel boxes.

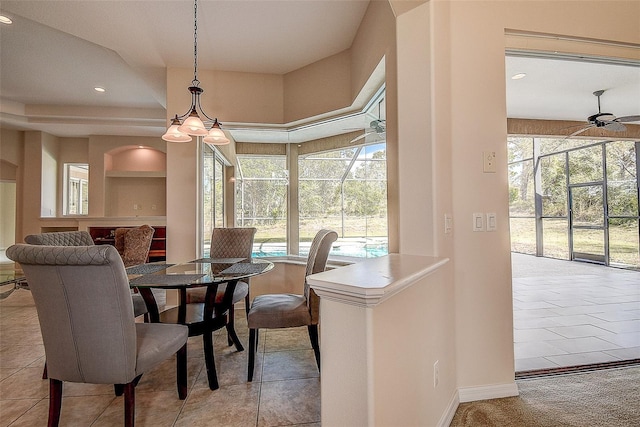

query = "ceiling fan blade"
[615,115,640,123]
[350,131,374,143]
[604,121,626,132]
[567,124,595,138]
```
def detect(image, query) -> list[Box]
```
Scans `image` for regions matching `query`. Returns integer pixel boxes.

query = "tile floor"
[0,287,320,427]
[2,253,639,425]
[512,253,640,372]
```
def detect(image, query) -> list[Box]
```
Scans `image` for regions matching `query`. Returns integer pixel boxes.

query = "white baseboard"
[437,390,460,427]
[458,382,519,403]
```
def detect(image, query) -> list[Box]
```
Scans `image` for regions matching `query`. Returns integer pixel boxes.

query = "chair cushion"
[131,293,148,318]
[247,294,311,329]
[134,323,188,376]
[185,281,248,305]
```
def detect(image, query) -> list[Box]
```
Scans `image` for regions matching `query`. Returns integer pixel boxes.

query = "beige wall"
[0,182,16,248]
[283,50,352,123]
[88,136,166,218]
[105,177,166,217]
[41,134,57,217]
[423,0,640,393]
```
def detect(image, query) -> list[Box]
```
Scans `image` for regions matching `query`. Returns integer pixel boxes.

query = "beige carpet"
[450,367,640,426]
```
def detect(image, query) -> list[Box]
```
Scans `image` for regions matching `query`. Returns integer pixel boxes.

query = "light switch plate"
[486,212,497,231]
[473,213,484,231]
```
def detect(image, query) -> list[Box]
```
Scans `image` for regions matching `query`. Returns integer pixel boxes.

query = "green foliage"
[508,137,639,268]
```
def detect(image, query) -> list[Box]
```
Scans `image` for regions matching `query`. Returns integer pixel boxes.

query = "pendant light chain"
[192,0,199,86]
[161,0,229,144]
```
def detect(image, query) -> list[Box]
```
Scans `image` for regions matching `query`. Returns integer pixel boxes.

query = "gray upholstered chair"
[247,229,337,381]
[186,227,257,351]
[24,230,150,319]
[6,244,188,427]
[24,230,94,246]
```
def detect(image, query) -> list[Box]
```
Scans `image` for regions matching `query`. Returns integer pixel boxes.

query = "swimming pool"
[253,238,389,259]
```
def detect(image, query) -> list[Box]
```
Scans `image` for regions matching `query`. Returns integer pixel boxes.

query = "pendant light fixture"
[162,0,230,145]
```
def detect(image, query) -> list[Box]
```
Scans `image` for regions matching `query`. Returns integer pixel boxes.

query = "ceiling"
[1,1,639,143]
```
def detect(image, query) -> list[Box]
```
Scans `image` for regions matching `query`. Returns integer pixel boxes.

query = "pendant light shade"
[203,119,230,145]
[163,0,229,144]
[162,116,192,142]
[178,109,208,136]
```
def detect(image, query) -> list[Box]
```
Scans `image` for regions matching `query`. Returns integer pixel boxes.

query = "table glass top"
[127,258,273,289]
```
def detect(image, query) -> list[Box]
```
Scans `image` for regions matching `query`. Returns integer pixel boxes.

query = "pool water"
[253,239,388,259]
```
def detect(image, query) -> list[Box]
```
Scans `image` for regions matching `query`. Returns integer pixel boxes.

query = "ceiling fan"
[568,89,640,138]
[350,119,386,143]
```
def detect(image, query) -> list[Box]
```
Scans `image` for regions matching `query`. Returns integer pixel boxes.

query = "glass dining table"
[126,257,274,396]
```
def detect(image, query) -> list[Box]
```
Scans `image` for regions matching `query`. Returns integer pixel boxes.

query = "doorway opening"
[509,137,640,374]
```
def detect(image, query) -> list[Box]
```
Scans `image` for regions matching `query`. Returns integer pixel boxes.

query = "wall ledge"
[308,253,449,307]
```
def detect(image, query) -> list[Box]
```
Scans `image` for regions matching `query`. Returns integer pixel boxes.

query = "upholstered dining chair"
[24,230,94,246]
[114,224,155,267]
[246,229,337,381]
[186,227,257,351]
[113,225,161,318]
[24,230,143,379]
[6,244,188,427]
[24,230,151,381]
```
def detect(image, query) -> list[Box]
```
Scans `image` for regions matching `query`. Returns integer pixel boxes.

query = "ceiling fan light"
[178,110,208,136]
[597,113,615,122]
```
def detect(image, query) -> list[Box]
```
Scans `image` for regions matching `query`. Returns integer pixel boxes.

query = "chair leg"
[115,376,141,397]
[48,379,63,427]
[308,324,321,371]
[123,381,136,427]
[176,343,187,400]
[248,328,258,382]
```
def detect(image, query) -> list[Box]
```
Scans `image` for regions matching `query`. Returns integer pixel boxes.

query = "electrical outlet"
[133,204,139,210]
[433,360,439,388]
[444,214,453,234]
[483,151,496,173]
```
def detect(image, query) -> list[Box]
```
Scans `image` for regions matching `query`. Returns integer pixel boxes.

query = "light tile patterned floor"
[512,253,640,372]
[0,288,320,427]
[2,254,638,425]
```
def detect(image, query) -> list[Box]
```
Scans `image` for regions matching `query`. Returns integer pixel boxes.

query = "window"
[508,137,639,269]
[508,137,535,255]
[202,144,225,257]
[236,155,288,257]
[299,143,388,258]
[64,164,88,215]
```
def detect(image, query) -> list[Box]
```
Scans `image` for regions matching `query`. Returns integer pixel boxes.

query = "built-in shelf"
[89,225,166,262]
[105,171,166,178]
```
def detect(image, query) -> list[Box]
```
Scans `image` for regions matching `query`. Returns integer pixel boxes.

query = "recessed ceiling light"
[511,73,526,80]
[0,15,13,24]
[94,87,106,93]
